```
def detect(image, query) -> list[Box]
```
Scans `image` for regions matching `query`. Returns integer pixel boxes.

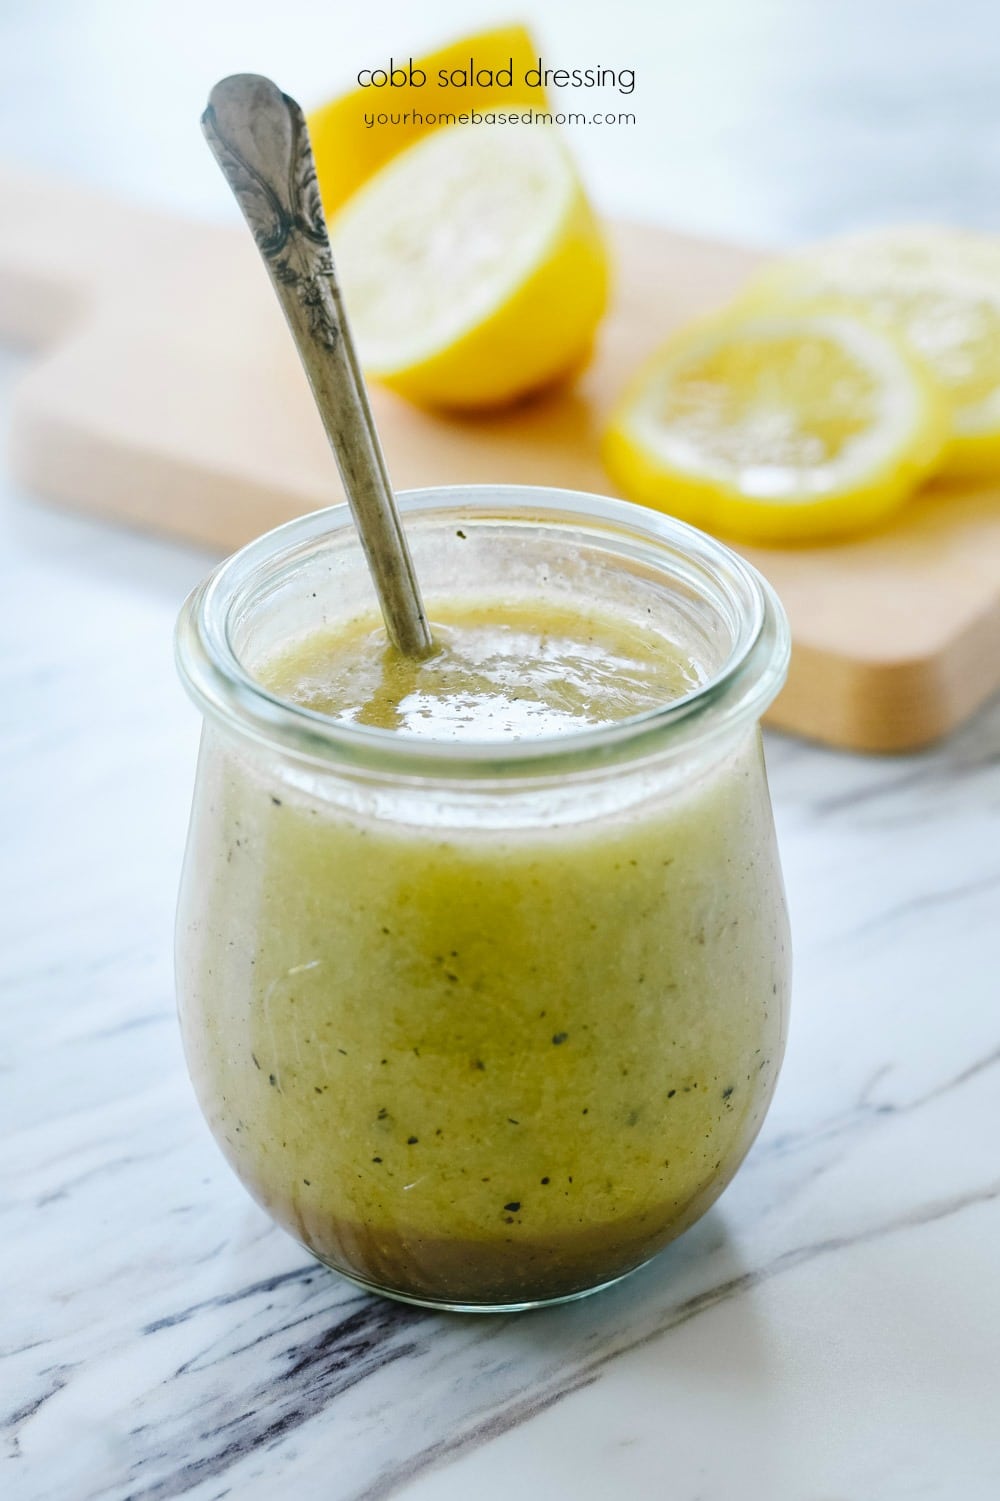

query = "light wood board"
[2,163,999,751]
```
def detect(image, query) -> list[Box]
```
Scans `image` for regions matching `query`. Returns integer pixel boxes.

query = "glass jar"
[175,485,791,1312]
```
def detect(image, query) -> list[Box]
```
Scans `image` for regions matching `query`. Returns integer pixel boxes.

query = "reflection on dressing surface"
[259,600,702,740]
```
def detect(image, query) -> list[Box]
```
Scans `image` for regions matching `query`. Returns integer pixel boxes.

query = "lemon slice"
[330,123,609,410]
[602,309,948,545]
[742,228,1000,476]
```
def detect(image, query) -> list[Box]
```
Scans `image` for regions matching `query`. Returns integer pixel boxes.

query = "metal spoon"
[202,73,433,658]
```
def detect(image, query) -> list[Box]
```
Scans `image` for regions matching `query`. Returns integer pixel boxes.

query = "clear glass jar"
[175,485,791,1312]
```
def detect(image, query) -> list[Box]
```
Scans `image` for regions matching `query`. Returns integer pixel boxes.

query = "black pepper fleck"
[271,796,282,806]
[552,1032,568,1046]
[407,1136,419,1145]
[251,1053,261,1070]
[268,1073,277,1087]
[504,1201,521,1212]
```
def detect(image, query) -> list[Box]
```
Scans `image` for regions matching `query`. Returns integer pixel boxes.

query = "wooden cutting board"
[3,163,999,752]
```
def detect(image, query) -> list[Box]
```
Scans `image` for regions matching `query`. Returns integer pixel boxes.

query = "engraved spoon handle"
[202,73,433,659]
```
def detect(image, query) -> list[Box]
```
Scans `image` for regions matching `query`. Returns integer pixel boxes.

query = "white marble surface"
[2,3,1000,1498]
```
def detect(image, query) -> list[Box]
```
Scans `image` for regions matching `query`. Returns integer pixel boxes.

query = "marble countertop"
[3,3,1000,1498]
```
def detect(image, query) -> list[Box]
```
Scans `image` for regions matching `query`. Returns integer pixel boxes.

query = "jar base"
[309,1247,653,1314]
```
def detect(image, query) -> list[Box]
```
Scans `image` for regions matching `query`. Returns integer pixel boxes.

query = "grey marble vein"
[3,4,1000,1499]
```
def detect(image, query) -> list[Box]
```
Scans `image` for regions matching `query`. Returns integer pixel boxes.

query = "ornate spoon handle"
[202,73,433,659]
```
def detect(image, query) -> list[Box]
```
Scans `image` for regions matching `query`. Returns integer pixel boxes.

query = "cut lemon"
[331,123,609,410]
[602,308,948,545]
[741,228,1000,476]
[308,24,545,217]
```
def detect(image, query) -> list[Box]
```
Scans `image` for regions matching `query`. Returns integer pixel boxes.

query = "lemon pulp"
[742,228,1000,475]
[603,308,948,544]
[331,123,609,409]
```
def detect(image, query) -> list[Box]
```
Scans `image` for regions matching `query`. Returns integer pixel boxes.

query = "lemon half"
[308,24,545,218]
[741,228,1000,476]
[331,124,609,410]
[603,308,948,545]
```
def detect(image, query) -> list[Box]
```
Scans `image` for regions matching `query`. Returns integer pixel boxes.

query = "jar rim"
[175,485,791,780]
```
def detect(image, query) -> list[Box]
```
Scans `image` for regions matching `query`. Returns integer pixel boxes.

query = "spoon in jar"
[202,73,434,659]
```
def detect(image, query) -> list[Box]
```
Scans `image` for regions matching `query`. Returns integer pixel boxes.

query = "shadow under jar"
[175,485,792,1312]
